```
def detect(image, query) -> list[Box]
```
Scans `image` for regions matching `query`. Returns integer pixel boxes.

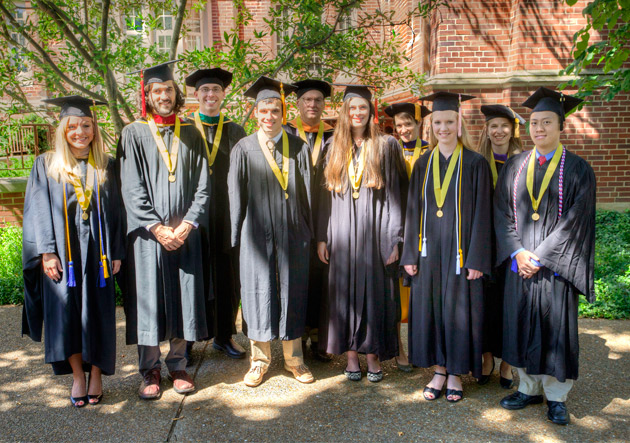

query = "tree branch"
[38,0,98,54]
[169,0,188,60]
[100,0,110,52]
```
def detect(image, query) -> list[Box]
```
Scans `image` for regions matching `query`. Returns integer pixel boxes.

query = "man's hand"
[112,260,122,275]
[174,222,193,242]
[151,224,184,251]
[42,253,62,281]
[404,265,418,276]
[385,245,399,266]
[515,250,541,279]
[467,269,483,280]
[317,241,329,264]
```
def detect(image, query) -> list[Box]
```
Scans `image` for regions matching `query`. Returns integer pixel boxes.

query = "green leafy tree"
[0,0,443,138]
[562,0,630,101]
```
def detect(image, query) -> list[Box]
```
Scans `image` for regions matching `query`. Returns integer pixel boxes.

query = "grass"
[0,211,629,317]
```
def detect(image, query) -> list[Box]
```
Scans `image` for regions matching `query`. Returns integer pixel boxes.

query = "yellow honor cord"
[400,139,424,179]
[457,148,464,268]
[258,130,290,192]
[62,183,73,264]
[296,117,325,166]
[432,143,462,210]
[526,144,563,214]
[348,140,367,192]
[147,113,181,179]
[96,179,109,279]
[194,110,224,170]
[418,156,431,252]
[489,153,498,189]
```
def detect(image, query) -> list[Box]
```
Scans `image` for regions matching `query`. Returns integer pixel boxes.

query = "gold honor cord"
[70,151,97,221]
[432,142,462,217]
[399,139,425,179]
[258,130,290,199]
[194,111,224,175]
[296,117,325,166]
[489,153,499,188]
[526,144,563,221]
[147,113,181,183]
[348,140,367,199]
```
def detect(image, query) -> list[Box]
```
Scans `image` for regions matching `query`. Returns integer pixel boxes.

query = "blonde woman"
[22,96,124,408]
[401,92,492,402]
[476,104,524,389]
[316,85,405,382]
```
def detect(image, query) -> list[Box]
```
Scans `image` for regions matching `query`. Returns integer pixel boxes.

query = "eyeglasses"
[300,98,324,105]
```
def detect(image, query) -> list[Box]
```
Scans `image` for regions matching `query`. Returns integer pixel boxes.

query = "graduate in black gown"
[496,88,595,426]
[117,62,210,399]
[283,79,334,361]
[184,68,247,361]
[22,96,124,408]
[228,76,314,387]
[383,101,431,373]
[400,92,492,402]
[317,85,405,383]
[475,104,524,389]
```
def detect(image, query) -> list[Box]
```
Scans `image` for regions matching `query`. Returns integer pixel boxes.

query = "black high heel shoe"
[477,357,495,386]
[446,374,463,403]
[423,372,446,401]
[87,374,104,405]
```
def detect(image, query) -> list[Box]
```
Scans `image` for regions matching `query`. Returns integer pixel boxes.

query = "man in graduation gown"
[283,79,334,361]
[228,76,314,387]
[494,87,596,425]
[184,68,247,361]
[117,61,211,399]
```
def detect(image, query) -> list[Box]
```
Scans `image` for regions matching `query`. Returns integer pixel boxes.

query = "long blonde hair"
[324,99,384,192]
[46,116,110,185]
[428,112,475,150]
[476,118,522,163]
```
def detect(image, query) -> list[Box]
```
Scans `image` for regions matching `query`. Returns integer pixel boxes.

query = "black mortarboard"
[521,87,583,119]
[43,95,107,118]
[244,76,297,103]
[383,102,431,121]
[292,79,332,99]
[185,68,233,90]
[338,84,373,102]
[420,91,475,112]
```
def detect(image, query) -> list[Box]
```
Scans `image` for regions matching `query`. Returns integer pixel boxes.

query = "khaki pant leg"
[250,340,272,370]
[282,338,304,367]
[541,375,574,402]
[516,367,543,396]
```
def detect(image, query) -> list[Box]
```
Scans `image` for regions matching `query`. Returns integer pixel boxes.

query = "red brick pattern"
[0,192,24,226]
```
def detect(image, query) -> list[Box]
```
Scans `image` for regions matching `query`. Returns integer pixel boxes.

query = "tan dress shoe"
[244,365,267,387]
[168,370,195,394]
[138,368,162,400]
[284,363,315,383]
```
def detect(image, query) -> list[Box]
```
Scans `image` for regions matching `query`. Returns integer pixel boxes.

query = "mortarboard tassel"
[374,94,379,124]
[140,70,146,118]
[280,83,287,125]
[457,93,462,138]
[67,261,77,287]
[415,103,421,122]
[512,109,520,139]
[99,256,108,288]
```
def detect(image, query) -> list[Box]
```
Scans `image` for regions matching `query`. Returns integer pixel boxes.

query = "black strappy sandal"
[87,374,104,405]
[423,372,446,401]
[446,374,463,403]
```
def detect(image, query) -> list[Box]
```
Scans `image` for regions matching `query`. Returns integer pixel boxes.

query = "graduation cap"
[292,79,332,99]
[521,87,583,128]
[185,68,233,90]
[244,76,297,124]
[383,102,431,122]
[43,95,107,119]
[481,104,526,139]
[420,91,476,137]
[127,59,181,118]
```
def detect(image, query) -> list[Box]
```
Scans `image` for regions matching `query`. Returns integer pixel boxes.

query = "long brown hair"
[324,98,384,193]
[476,117,522,163]
[428,111,476,150]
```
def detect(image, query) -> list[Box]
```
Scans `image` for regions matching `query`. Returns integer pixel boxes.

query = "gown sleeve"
[533,159,596,300]
[494,157,524,266]
[183,133,211,226]
[380,136,404,263]
[297,140,314,236]
[105,158,125,261]
[228,141,247,247]
[315,141,332,244]
[400,154,424,267]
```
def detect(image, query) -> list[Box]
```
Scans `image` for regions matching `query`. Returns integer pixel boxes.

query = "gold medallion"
[209,169,213,175]
[352,191,360,199]
[436,210,443,218]
[532,213,540,221]
[82,212,89,221]
[285,192,289,200]
[168,174,176,183]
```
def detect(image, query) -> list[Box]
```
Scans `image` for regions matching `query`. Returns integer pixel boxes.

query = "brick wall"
[0,191,25,226]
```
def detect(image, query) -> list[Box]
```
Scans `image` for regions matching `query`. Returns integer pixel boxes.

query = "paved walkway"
[0,306,628,442]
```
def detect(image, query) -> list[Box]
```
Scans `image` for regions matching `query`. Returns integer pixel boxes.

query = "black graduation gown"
[284,122,334,334]
[228,131,313,342]
[117,118,211,346]
[401,147,492,378]
[195,119,246,341]
[22,155,124,375]
[316,136,404,361]
[494,149,596,382]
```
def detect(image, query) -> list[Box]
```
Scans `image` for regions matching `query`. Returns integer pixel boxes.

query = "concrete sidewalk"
[0,305,628,442]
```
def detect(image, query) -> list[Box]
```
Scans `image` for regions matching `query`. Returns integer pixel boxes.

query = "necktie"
[538,155,546,166]
[267,139,275,156]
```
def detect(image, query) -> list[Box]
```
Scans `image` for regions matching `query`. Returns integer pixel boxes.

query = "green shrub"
[0,155,34,178]
[0,225,24,304]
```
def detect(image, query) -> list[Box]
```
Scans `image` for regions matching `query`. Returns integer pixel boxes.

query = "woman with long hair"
[476,104,524,389]
[401,92,492,402]
[316,85,405,382]
[22,96,124,408]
